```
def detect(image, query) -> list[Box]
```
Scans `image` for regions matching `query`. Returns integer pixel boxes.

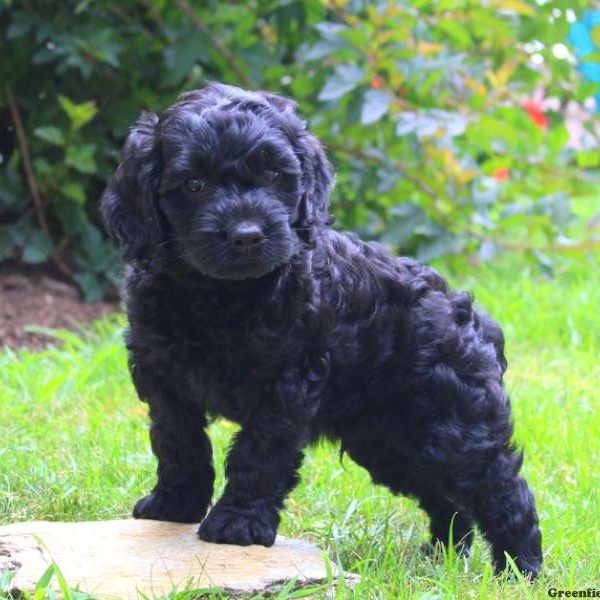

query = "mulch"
[0,263,118,350]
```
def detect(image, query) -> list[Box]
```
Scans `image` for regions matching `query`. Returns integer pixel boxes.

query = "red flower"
[522,100,548,129]
[492,166,510,182]
[370,76,384,89]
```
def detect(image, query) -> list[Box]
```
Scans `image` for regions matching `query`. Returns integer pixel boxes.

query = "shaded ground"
[0,264,117,350]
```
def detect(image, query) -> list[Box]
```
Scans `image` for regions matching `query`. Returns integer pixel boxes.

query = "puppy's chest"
[176,311,300,420]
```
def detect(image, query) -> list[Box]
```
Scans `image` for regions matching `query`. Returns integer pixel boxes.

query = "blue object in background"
[568,10,600,110]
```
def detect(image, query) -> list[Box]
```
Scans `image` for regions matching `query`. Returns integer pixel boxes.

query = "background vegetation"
[1,0,599,300]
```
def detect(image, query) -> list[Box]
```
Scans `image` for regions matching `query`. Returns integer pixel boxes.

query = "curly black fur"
[101,83,542,577]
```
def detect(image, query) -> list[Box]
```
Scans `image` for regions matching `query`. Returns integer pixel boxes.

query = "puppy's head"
[101,83,334,280]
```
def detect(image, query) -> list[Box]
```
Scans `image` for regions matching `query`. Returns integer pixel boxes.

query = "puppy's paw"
[133,487,210,523]
[197,500,278,546]
[493,553,541,581]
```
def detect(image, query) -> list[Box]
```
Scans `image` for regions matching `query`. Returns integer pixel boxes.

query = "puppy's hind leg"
[416,489,474,557]
[341,440,474,556]
[413,367,542,578]
[469,448,542,578]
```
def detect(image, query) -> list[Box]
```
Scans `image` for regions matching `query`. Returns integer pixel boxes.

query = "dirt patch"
[0,263,118,350]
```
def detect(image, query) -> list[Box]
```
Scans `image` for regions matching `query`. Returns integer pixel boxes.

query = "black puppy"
[101,83,542,577]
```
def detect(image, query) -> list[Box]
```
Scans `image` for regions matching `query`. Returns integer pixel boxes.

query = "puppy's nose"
[228,221,265,252]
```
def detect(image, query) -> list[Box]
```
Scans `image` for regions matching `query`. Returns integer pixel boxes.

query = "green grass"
[1,254,599,599]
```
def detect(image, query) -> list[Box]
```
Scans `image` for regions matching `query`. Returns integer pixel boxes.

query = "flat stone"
[0,519,358,598]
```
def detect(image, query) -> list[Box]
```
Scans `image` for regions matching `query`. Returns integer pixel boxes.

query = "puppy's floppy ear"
[100,111,163,261]
[254,89,334,246]
[293,129,335,247]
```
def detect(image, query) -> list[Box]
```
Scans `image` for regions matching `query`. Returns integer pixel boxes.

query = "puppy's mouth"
[209,253,290,280]
[182,230,296,281]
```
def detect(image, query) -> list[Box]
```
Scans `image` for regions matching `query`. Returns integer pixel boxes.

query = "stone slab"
[0,519,358,598]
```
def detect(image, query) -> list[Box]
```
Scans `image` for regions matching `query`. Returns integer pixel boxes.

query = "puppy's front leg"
[131,362,215,523]
[198,411,307,546]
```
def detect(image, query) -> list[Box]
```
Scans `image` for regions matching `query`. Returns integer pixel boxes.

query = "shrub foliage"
[1,0,598,299]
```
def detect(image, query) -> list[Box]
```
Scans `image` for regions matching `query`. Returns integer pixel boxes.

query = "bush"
[1,0,598,300]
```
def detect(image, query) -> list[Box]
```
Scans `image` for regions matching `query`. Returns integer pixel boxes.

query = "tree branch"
[4,85,73,278]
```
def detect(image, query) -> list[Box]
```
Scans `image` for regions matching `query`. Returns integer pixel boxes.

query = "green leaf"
[0,227,17,260]
[416,234,462,262]
[0,168,27,211]
[414,115,441,138]
[494,0,535,16]
[61,181,86,204]
[340,27,371,48]
[74,272,106,302]
[0,569,16,593]
[360,89,392,125]
[75,0,94,14]
[395,113,417,136]
[34,126,66,146]
[7,12,35,39]
[76,223,108,266]
[301,40,342,61]
[395,111,443,138]
[382,204,426,247]
[163,32,211,87]
[533,250,554,276]
[545,192,573,228]
[318,65,365,101]
[32,47,59,65]
[33,564,56,600]
[580,51,600,63]
[22,230,54,264]
[314,22,349,41]
[575,150,598,169]
[477,240,502,262]
[437,20,471,47]
[33,158,55,177]
[65,144,97,174]
[429,109,469,136]
[4,219,34,247]
[58,95,97,131]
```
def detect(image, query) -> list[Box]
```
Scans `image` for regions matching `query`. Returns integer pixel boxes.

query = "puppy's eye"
[185,178,204,193]
[264,170,279,183]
